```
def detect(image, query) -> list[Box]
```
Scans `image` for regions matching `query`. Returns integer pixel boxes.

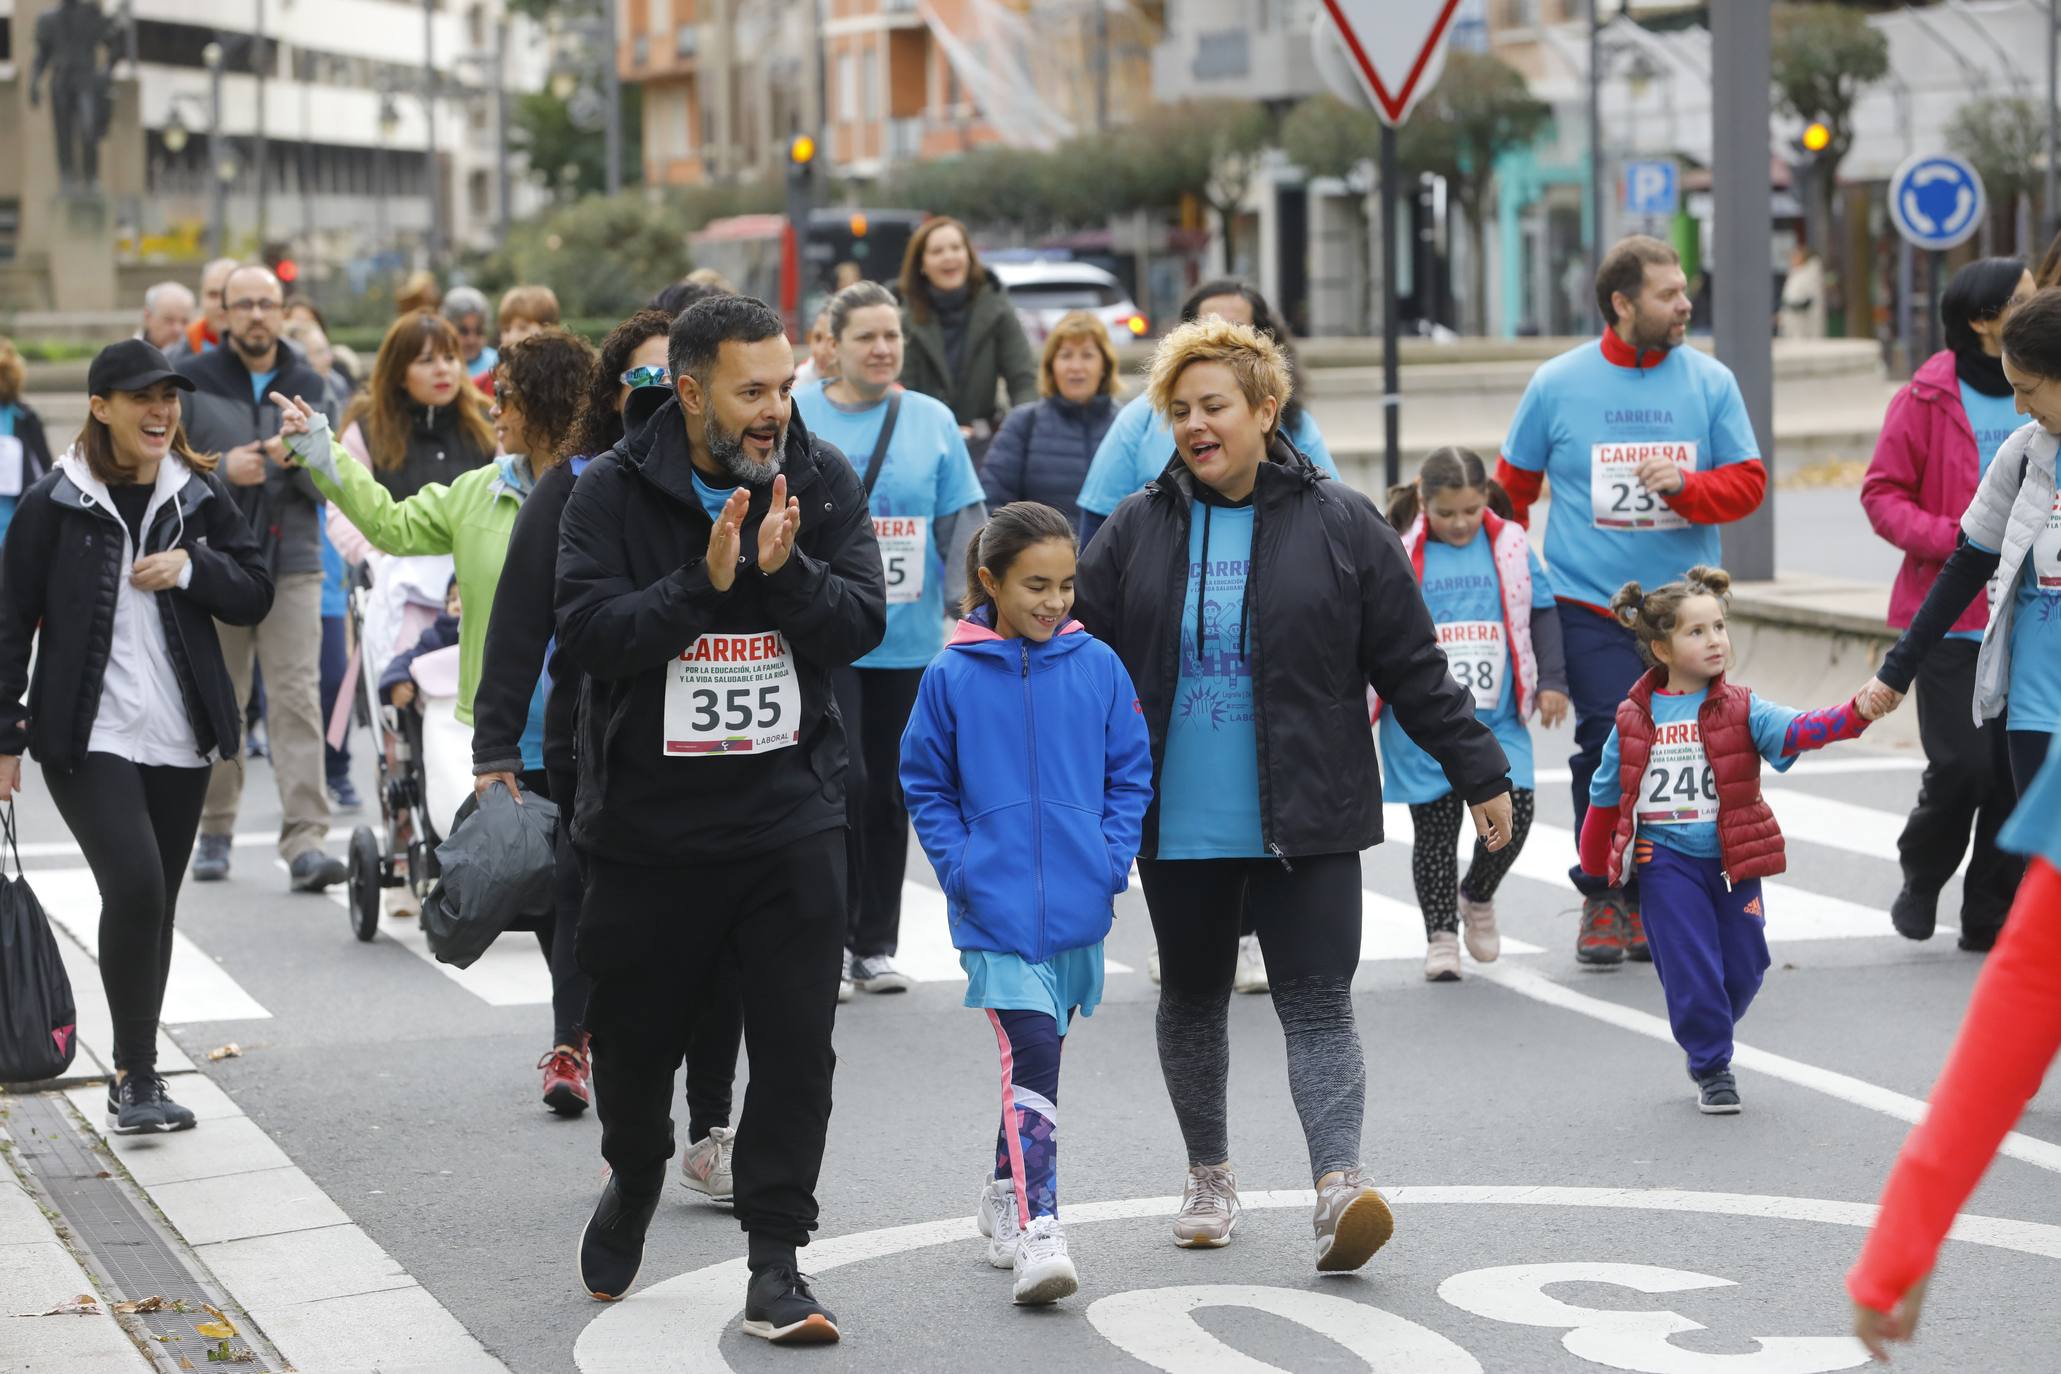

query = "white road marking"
[1380,806,1956,943]
[1469,960,2061,1174]
[1758,788,1906,864]
[34,866,270,1023]
[573,1186,2061,1372]
[891,880,1137,981]
[61,1076,507,1374]
[1361,888,1544,961]
[13,830,282,862]
[324,885,557,1007]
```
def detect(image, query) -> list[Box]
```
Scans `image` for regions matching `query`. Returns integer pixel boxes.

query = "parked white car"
[991,260,1150,345]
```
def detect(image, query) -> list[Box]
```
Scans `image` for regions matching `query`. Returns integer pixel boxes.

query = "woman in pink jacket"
[1861,257,2035,951]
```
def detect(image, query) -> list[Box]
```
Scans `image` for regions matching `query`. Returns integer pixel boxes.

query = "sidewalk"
[1,1111,158,1373]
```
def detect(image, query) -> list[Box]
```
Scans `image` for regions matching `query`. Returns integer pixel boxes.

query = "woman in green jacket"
[897,216,1038,461]
[271,329,606,1116]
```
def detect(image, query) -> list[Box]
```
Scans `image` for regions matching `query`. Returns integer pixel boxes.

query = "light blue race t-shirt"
[795,383,985,670]
[1156,499,1267,859]
[249,368,278,404]
[1076,393,1337,518]
[1588,686,1801,859]
[2005,493,2061,733]
[1952,382,2026,642]
[2000,737,2061,871]
[1502,341,1760,609]
[1378,530,1555,803]
[688,466,734,524]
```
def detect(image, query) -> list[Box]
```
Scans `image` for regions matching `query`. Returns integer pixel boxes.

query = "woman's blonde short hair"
[1038,311,1121,399]
[1146,317,1292,432]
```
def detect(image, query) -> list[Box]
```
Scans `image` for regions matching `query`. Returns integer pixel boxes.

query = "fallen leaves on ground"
[114,1295,166,1313]
[33,1293,100,1315]
[205,1044,242,1061]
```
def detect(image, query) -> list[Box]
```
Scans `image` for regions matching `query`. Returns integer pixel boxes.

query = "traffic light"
[1801,121,1831,154]
[788,135,816,175]
[262,241,299,286]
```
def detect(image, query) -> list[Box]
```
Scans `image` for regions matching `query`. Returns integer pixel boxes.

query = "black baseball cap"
[87,339,195,398]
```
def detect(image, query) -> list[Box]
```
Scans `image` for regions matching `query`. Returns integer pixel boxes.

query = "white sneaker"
[1234,934,1268,994]
[1172,1162,1239,1247]
[1147,946,1161,985]
[677,1125,735,1202]
[1460,896,1501,962]
[850,953,911,994]
[1011,1215,1078,1304]
[974,1177,1021,1269]
[838,950,854,1004]
[1424,931,1461,982]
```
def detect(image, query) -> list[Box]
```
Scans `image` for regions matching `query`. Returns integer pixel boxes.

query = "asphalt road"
[7,703,2058,1373]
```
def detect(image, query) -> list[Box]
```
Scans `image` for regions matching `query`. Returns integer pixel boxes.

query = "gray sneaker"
[1459,896,1501,962]
[1313,1168,1395,1272]
[1172,1163,1239,1248]
[191,833,231,882]
[288,850,347,892]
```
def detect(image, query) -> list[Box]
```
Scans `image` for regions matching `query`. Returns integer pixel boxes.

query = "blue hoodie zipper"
[1022,639,1046,961]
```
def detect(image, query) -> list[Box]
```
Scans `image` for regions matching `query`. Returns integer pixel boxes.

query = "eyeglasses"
[228,299,282,315]
[620,364,669,388]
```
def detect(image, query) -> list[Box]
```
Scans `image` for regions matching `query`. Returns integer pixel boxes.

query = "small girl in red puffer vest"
[1576,566,1885,1115]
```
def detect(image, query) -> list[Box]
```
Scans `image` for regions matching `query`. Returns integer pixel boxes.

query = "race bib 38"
[1437,619,1506,714]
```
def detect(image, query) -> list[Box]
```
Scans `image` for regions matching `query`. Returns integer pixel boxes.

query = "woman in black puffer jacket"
[979,310,1120,536]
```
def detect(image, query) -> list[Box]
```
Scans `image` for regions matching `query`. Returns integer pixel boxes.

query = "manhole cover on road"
[3,1090,280,1371]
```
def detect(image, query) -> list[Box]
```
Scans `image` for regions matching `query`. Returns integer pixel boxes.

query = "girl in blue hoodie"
[900,500,1154,1307]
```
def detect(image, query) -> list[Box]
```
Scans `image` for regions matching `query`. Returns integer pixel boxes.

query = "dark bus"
[689,208,926,337]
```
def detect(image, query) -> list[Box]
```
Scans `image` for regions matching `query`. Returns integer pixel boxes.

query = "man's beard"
[1631,311,1684,355]
[705,411,785,486]
[230,328,273,360]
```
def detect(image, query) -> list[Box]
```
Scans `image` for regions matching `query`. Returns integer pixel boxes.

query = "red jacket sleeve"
[1862,388,1961,563]
[1495,457,1545,528]
[1578,805,1616,878]
[1847,858,2061,1313]
[1664,458,1767,525]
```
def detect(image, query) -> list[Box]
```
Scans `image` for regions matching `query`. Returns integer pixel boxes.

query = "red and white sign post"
[1312,0,1462,489]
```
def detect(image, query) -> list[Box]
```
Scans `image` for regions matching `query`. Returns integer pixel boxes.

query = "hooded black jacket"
[1073,435,1509,860]
[554,397,886,864]
[0,457,274,774]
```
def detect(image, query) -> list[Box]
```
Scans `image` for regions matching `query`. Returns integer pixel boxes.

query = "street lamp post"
[496,16,513,241]
[376,91,400,267]
[604,0,622,196]
[423,0,442,269]
[204,41,227,259]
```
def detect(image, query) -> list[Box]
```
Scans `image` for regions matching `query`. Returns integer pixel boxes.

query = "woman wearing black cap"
[0,340,272,1133]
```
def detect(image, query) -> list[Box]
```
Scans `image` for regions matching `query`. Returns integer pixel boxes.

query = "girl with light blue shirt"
[793,281,988,995]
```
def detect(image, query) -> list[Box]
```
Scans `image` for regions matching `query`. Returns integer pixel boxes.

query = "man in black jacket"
[177,264,344,891]
[555,295,884,1342]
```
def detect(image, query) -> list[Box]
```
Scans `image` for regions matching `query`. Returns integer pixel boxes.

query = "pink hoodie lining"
[948,616,1085,647]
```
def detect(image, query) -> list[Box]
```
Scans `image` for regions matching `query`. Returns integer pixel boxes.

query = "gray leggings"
[1139,852,1366,1183]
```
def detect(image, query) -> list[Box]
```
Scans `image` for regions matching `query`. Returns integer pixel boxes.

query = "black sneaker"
[106,1073,197,1134]
[1891,886,1938,941]
[579,1176,661,1301]
[1696,1070,1742,1115]
[742,1263,840,1344]
[191,833,231,883]
[1958,925,2000,953]
[288,850,348,892]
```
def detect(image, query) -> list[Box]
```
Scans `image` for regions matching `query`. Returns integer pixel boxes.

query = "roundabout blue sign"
[1888,152,1986,251]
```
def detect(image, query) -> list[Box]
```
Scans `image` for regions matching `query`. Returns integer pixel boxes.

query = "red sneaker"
[1575,893,1628,967]
[1626,903,1651,962]
[540,1039,592,1116]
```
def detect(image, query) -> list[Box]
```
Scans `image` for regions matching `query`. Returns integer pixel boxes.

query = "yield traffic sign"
[1319,0,1465,127]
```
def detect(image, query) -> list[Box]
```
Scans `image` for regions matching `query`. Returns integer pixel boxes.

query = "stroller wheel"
[347,827,382,943]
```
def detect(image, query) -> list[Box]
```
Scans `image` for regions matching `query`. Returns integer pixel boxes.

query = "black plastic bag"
[422,783,559,969]
[0,805,76,1083]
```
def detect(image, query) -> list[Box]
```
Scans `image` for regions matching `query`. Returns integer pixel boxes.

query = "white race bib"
[2034,488,2061,591]
[1591,441,1694,531]
[1437,619,1506,713]
[874,515,928,605]
[662,631,801,757]
[1635,720,1718,825]
[0,436,24,498]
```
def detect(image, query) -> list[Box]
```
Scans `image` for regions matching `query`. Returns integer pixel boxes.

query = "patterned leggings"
[988,1008,1064,1225]
[1408,788,1536,936]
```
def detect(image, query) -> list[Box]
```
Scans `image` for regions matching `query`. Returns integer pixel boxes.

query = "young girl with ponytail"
[1577,567,1884,1114]
[1381,447,1569,981]
[899,501,1154,1306]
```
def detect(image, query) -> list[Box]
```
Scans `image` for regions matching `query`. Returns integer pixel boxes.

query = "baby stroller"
[338,555,462,942]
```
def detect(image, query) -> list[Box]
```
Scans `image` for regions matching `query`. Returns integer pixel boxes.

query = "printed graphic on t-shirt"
[1591,441,1694,530]
[1176,556,1253,734]
[2034,488,2061,590]
[1635,719,1718,825]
